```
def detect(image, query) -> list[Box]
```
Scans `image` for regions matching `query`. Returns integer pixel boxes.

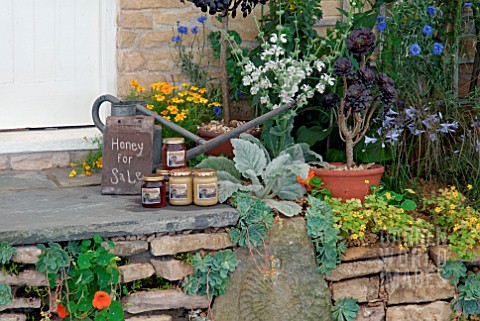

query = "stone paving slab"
[0,170,238,245]
[43,168,102,187]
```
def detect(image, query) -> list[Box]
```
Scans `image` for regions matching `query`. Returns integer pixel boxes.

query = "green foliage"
[331,298,360,321]
[455,272,480,317]
[69,135,103,177]
[441,260,467,286]
[325,191,433,249]
[0,283,12,306]
[229,193,274,248]
[0,241,16,265]
[305,196,346,275]
[36,236,123,321]
[197,133,323,216]
[183,250,239,300]
[423,187,480,260]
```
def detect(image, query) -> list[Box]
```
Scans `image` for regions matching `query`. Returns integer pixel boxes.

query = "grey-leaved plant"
[196,133,324,216]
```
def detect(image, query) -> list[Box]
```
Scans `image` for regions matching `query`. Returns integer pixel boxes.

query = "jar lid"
[163,138,185,144]
[193,169,216,177]
[143,174,165,182]
[170,168,193,177]
[156,169,170,175]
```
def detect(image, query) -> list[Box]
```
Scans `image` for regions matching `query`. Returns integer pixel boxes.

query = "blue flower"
[171,35,181,43]
[432,42,444,55]
[427,6,437,15]
[178,26,188,35]
[422,25,433,37]
[378,21,387,33]
[465,2,473,7]
[409,43,422,56]
[191,26,200,35]
[197,16,207,23]
[213,106,222,116]
[376,16,385,23]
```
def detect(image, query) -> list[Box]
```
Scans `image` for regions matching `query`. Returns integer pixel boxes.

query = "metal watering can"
[91,94,294,166]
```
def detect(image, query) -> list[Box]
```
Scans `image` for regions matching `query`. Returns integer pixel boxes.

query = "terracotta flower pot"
[311,163,384,202]
[197,128,262,158]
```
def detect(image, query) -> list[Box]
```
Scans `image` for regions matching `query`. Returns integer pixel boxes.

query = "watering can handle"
[92,94,122,133]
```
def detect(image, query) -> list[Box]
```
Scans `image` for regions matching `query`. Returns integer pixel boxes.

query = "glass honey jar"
[162,138,186,170]
[192,169,218,206]
[156,169,170,200]
[141,174,166,208]
[169,168,193,205]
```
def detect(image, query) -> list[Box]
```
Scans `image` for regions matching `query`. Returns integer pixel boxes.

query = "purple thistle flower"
[191,26,200,35]
[427,6,438,15]
[409,43,421,56]
[178,26,188,35]
[213,106,222,116]
[432,42,444,55]
[422,25,433,37]
[197,16,207,23]
[172,35,181,43]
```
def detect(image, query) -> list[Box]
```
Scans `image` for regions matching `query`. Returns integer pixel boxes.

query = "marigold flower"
[96,157,103,169]
[136,85,145,93]
[167,105,179,114]
[296,170,316,191]
[198,88,207,94]
[182,83,189,87]
[57,304,69,318]
[174,113,187,122]
[84,165,91,171]
[69,170,77,177]
[163,116,171,121]
[85,171,92,177]
[130,80,139,88]
[190,86,198,91]
[92,291,112,310]
[70,163,76,167]
[146,104,154,110]
[154,94,166,102]
[160,110,169,116]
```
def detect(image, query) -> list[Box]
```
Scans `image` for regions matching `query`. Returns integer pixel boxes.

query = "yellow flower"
[390,222,395,226]
[408,220,412,225]
[96,158,103,169]
[136,85,145,92]
[167,105,179,114]
[130,80,139,88]
[162,116,171,120]
[85,171,92,177]
[70,163,76,167]
[364,179,370,184]
[360,225,366,231]
[190,86,198,91]
[352,234,358,240]
[359,231,364,237]
[448,210,454,215]
[398,244,404,250]
[198,88,207,94]
[385,192,392,200]
[174,113,187,122]
[449,204,456,210]
[435,207,441,213]
[84,165,91,171]
[210,102,222,107]
[69,170,77,177]
[146,104,154,110]
[182,83,190,87]
[378,220,383,225]
[453,224,461,231]
[160,110,169,116]
[154,94,166,102]
[451,185,456,191]
[467,184,473,190]
[452,192,459,198]
[467,206,471,211]
[471,234,476,239]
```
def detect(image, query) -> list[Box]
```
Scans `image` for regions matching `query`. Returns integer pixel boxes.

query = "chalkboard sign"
[101,116,155,195]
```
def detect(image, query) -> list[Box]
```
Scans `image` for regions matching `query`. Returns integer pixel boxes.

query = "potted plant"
[312,27,398,201]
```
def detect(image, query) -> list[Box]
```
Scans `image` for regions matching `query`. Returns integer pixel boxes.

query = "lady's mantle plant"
[324,27,397,169]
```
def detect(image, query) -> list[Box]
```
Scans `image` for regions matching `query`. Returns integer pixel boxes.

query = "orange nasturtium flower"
[57,304,69,318]
[92,291,112,310]
[296,170,315,191]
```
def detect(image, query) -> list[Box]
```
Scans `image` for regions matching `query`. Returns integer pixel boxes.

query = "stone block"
[118,11,153,29]
[138,31,176,49]
[383,253,437,273]
[120,0,185,9]
[326,259,384,281]
[118,52,146,72]
[0,155,9,170]
[384,273,455,305]
[386,301,452,321]
[152,8,198,26]
[105,241,149,256]
[0,298,41,312]
[355,305,385,321]
[142,52,175,72]
[118,30,138,49]
[429,245,480,267]
[10,152,70,170]
[342,247,406,262]
[331,276,380,303]
[0,270,47,287]
[0,314,27,321]
[150,259,193,281]
[119,263,155,283]
[123,290,209,313]
[126,315,172,321]
[12,246,42,264]
[150,233,234,256]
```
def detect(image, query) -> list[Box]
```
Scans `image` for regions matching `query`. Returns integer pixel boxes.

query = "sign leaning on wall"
[101,116,154,195]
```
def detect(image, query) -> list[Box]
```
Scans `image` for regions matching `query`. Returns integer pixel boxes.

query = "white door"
[0,0,116,130]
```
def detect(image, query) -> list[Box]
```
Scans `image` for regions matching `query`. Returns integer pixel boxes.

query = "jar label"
[170,183,188,200]
[142,187,161,204]
[167,150,185,167]
[196,183,217,200]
